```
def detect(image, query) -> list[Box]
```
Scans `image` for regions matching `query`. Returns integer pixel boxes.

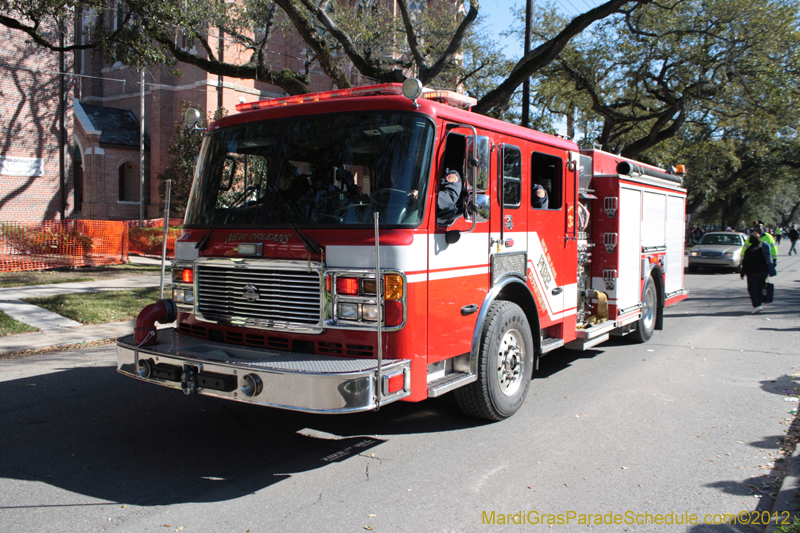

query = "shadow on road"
[760,374,800,399]
[684,266,740,276]
[665,283,800,319]
[534,347,604,378]
[0,354,479,508]
[682,375,800,531]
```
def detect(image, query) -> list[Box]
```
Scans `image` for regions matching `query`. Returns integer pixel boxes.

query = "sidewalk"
[0,256,172,355]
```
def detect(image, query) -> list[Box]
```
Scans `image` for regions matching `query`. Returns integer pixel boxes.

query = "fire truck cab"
[117,80,687,421]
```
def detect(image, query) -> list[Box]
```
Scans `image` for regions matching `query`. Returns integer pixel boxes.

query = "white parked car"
[688,232,747,273]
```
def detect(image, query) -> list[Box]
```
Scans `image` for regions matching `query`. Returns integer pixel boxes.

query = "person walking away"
[789,225,799,255]
[775,226,783,244]
[743,221,778,267]
[740,230,777,314]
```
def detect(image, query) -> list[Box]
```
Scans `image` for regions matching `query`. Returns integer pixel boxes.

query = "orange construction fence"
[0,220,129,273]
[124,218,183,259]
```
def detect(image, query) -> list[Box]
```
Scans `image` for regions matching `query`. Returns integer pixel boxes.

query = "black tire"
[454,301,534,421]
[629,276,657,344]
[688,264,698,273]
[733,264,742,274]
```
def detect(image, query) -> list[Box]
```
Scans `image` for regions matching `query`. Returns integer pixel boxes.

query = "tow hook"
[181,365,198,395]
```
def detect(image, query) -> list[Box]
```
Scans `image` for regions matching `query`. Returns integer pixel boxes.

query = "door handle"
[551,287,563,295]
[461,304,479,316]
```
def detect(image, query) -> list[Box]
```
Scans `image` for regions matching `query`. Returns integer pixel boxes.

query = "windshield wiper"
[195,184,259,251]
[270,186,322,257]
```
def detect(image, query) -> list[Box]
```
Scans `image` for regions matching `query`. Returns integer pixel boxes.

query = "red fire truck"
[117,80,688,420]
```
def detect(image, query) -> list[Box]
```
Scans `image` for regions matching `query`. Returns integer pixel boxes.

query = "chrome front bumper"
[116,329,411,413]
[688,256,738,268]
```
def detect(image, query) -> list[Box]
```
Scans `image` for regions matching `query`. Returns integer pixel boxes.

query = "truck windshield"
[185,113,435,227]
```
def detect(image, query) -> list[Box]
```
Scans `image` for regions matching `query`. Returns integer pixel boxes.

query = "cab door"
[526,148,564,329]
[488,141,530,297]
[427,128,490,364]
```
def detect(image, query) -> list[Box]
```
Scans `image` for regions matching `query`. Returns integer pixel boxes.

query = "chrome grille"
[700,251,723,258]
[196,262,322,328]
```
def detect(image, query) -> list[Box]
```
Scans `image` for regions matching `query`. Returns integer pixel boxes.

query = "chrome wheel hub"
[496,328,524,396]
[642,284,656,331]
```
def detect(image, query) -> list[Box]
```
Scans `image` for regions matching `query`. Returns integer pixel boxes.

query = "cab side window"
[503,145,521,209]
[531,152,563,210]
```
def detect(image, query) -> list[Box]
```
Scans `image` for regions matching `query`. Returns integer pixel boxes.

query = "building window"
[119,162,139,202]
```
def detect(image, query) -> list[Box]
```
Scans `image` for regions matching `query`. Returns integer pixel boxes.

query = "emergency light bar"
[235,82,477,112]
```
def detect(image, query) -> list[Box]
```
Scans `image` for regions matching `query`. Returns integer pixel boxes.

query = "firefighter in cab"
[532,183,548,209]
[437,169,463,226]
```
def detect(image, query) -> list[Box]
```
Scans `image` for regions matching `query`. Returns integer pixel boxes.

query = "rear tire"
[455,301,534,421]
[629,276,657,344]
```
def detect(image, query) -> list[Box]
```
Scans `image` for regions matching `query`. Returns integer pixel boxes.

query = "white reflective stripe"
[406,273,427,283]
[327,233,427,270]
[429,231,489,270]
[526,231,577,320]
[429,266,489,281]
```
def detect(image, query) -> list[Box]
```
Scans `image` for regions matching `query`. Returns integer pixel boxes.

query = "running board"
[541,337,564,354]
[427,372,476,397]
[564,333,609,351]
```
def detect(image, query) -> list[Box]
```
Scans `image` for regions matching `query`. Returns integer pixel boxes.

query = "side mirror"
[472,192,490,223]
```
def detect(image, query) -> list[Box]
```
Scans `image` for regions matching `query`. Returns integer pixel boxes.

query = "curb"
[0,320,176,356]
[0,321,135,355]
[766,431,800,532]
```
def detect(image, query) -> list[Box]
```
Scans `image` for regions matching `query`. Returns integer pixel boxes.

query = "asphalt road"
[2,248,800,533]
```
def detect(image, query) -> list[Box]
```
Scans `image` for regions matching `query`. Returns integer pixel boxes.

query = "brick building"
[0,21,74,222]
[73,6,373,221]
[1,1,441,222]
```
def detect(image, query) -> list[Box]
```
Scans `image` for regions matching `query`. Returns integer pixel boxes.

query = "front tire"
[455,301,534,421]
[629,276,657,343]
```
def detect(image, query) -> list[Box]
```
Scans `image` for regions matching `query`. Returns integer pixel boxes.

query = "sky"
[483,0,524,58]
[480,1,570,135]
[482,0,604,59]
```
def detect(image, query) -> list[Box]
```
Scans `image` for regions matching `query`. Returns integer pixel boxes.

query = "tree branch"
[273,0,353,89]
[474,0,652,114]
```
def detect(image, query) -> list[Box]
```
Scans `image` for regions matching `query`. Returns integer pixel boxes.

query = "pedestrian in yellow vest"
[743,222,777,266]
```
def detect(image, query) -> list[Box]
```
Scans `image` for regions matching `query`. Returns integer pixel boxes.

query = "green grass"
[0,262,168,288]
[24,287,167,325]
[776,515,800,533]
[0,310,39,336]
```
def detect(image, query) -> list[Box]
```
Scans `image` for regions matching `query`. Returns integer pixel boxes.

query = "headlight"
[172,288,194,304]
[690,251,698,256]
[338,302,358,320]
[328,271,406,327]
[723,252,734,258]
[362,304,380,322]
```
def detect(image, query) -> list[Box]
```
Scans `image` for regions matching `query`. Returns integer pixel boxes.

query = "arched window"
[119,162,139,202]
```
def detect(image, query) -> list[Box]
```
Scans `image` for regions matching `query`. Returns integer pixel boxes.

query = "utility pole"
[139,69,145,228]
[521,0,532,128]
